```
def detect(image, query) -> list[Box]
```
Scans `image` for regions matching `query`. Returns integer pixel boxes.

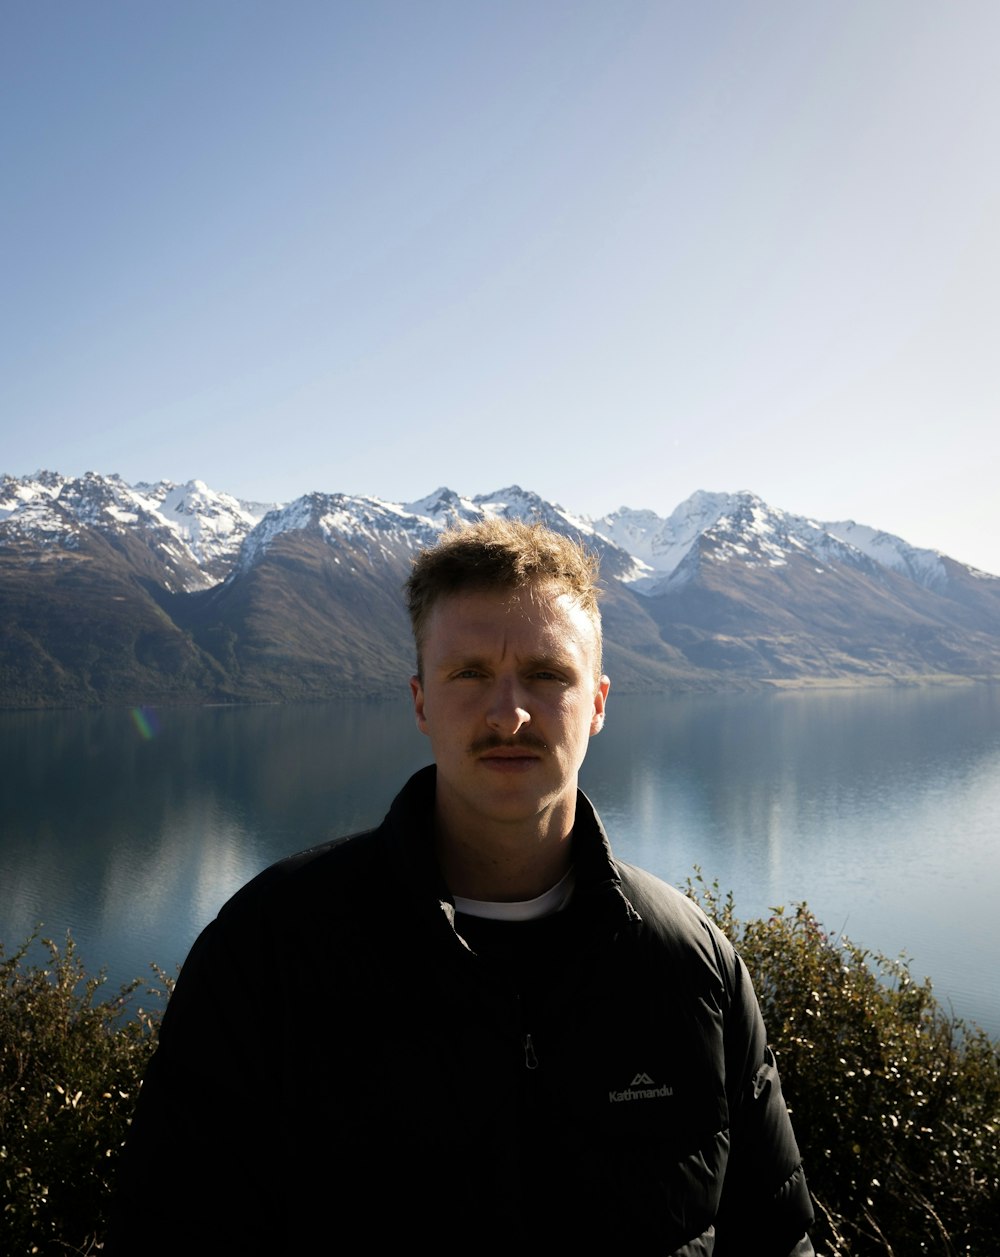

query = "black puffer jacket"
[108,767,813,1254]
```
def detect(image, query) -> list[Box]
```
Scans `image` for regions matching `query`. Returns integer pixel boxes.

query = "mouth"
[478,750,540,773]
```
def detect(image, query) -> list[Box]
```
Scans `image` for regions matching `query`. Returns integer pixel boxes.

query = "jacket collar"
[383,766,641,932]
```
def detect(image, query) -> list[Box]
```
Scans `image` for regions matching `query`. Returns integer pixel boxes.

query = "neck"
[433,804,575,902]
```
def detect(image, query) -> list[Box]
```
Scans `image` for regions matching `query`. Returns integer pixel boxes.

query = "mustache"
[468,732,548,754]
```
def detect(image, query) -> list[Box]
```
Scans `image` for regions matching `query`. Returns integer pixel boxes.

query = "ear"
[590,674,611,736]
[410,675,429,735]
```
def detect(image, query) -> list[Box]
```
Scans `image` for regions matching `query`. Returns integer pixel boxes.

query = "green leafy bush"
[688,873,1000,1255]
[0,934,168,1256]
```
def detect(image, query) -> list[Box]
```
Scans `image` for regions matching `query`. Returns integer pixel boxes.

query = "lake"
[1,684,998,1038]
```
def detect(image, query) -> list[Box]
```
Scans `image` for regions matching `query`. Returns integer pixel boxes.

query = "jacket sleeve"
[104,901,284,1256]
[712,938,815,1256]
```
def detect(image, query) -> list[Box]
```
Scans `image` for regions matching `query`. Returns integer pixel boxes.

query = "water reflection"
[1,686,997,1035]
[584,685,1000,1034]
[0,701,432,989]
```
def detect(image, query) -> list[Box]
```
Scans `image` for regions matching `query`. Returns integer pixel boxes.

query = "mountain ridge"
[2,471,998,708]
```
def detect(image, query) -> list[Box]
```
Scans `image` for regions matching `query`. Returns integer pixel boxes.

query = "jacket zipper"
[522,1031,538,1070]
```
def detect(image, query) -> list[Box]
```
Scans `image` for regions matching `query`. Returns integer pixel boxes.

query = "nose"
[485,678,531,738]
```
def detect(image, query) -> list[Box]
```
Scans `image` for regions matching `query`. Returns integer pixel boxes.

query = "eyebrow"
[438,651,579,675]
[520,653,577,672]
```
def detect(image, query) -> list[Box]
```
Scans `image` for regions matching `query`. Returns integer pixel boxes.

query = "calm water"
[2,685,998,1038]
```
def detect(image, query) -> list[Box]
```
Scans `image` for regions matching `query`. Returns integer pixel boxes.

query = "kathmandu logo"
[608,1071,674,1103]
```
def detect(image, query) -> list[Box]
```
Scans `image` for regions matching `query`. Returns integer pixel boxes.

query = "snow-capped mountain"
[134,478,275,582]
[0,471,274,590]
[222,482,642,582]
[591,491,950,594]
[2,470,998,708]
[821,518,951,591]
[1,472,977,598]
[594,490,735,578]
[233,491,439,575]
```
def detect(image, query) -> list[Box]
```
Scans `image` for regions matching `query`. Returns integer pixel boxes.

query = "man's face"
[410,582,610,839]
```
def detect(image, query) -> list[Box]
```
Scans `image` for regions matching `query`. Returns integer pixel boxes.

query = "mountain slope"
[0,525,226,707]
[626,493,1000,684]
[176,493,438,700]
[1,473,998,707]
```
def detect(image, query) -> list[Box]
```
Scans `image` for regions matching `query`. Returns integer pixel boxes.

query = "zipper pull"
[523,1032,539,1070]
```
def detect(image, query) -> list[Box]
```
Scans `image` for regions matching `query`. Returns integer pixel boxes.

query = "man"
[107,519,814,1253]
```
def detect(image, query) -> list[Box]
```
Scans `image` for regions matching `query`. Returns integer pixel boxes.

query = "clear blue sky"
[3,1,999,572]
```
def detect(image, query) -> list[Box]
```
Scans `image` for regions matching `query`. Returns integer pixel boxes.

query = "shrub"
[0,934,168,1256]
[688,873,1000,1256]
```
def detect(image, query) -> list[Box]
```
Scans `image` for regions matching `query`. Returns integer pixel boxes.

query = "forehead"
[422,583,598,663]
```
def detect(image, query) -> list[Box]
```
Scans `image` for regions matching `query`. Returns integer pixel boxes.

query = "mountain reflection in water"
[1,685,998,1038]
